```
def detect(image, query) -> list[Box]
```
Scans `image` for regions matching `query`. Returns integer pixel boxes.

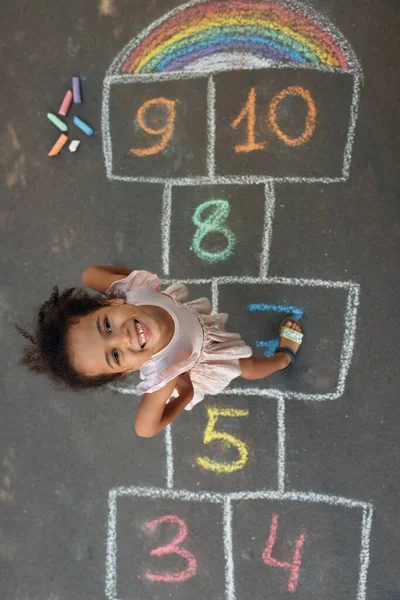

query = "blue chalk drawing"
[248,303,305,357]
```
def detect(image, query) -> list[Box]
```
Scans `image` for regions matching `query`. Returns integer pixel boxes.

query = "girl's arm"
[134,373,194,438]
[82,265,133,293]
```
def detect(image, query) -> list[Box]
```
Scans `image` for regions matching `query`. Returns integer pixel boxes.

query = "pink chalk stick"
[58,90,73,116]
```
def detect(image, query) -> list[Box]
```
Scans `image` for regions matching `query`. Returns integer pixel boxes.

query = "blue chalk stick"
[73,115,94,136]
[72,76,81,104]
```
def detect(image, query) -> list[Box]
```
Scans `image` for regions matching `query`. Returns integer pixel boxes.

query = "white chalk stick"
[69,140,81,153]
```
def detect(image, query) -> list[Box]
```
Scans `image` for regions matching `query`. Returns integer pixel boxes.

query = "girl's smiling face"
[67,299,174,376]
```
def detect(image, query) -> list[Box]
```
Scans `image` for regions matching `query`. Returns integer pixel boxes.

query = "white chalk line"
[357,505,373,600]
[165,424,174,489]
[101,77,113,180]
[105,488,118,599]
[277,396,286,493]
[260,182,276,278]
[342,72,362,180]
[112,384,339,401]
[207,75,216,177]
[223,498,235,600]
[336,283,360,397]
[110,484,373,510]
[211,278,218,312]
[105,63,356,85]
[161,183,172,276]
[160,275,357,289]
[105,0,360,77]
[106,174,346,185]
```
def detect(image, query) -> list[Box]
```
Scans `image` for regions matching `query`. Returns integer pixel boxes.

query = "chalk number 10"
[129,86,316,157]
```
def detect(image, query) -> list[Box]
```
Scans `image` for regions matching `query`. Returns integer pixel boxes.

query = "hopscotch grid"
[260,182,276,278]
[161,183,172,276]
[103,4,369,598]
[106,484,373,600]
[207,75,216,177]
[103,70,355,185]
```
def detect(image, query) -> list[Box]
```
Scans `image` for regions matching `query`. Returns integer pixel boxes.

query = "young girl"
[20,265,304,437]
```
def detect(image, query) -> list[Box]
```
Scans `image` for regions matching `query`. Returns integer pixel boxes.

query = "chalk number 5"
[197,407,249,472]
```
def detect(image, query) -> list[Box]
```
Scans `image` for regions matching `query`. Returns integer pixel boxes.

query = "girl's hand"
[135,374,193,438]
[175,372,193,397]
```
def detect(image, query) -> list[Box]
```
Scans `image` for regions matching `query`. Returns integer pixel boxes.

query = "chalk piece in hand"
[48,134,68,156]
[58,90,73,116]
[72,77,82,104]
[47,112,68,132]
[73,116,94,136]
[69,140,81,153]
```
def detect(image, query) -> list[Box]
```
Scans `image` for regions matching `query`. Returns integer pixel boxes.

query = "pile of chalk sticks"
[47,76,94,157]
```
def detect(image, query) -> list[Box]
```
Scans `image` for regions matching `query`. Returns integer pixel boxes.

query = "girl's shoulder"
[106,270,161,297]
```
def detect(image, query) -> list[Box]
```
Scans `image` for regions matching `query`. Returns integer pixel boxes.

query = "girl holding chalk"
[19,266,304,437]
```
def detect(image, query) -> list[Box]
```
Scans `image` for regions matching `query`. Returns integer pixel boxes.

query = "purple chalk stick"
[72,77,81,104]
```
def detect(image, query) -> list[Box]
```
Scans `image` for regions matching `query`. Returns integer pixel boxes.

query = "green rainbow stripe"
[121,1,349,73]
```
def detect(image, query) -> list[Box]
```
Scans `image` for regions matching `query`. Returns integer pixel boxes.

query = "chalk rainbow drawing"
[113,0,359,75]
[103,3,372,600]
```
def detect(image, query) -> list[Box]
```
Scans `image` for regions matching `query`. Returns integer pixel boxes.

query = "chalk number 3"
[145,515,197,582]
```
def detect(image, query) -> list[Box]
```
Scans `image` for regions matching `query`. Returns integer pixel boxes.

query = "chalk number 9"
[130,97,176,157]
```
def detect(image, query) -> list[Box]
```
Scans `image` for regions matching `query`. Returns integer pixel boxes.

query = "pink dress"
[106,270,252,410]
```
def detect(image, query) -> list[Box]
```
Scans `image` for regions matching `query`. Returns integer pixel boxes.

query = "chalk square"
[171,396,278,493]
[231,499,366,600]
[216,278,359,400]
[167,185,265,278]
[107,78,208,180]
[107,492,225,600]
[213,69,354,180]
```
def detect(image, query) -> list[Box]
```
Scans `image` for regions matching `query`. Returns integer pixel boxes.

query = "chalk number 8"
[191,199,236,263]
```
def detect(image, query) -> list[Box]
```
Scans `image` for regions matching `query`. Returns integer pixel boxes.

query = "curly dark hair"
[17,286,126,391]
